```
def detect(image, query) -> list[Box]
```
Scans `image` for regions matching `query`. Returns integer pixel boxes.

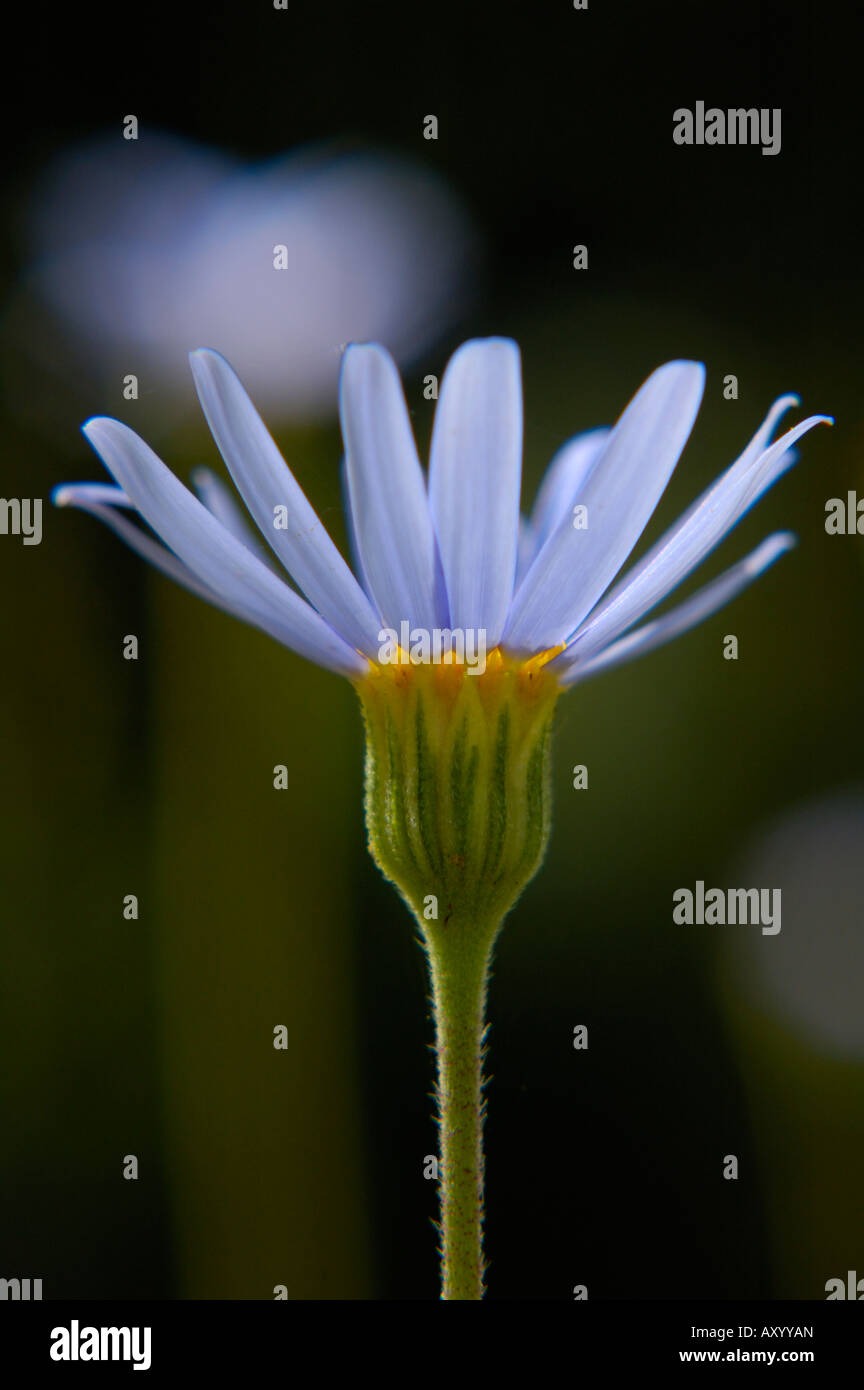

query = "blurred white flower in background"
[8,129,477,428]
[729,791,864,1060]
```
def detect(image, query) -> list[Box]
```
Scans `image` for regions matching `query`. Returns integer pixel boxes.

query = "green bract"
[357,654,561,937]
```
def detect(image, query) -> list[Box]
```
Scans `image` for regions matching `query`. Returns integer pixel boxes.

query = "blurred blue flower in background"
[16,129,477,422]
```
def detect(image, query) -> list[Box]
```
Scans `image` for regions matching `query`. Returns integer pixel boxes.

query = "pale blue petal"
[504,361,705,654]
[515,516,536,587]
[340,342,442,632]
[567,404,831,663]
[191,466,271,563]
[340,455,375,604]
[54,485,228,604]
[81,417,368,677]
[190,348,381,656]
[528,428,610,551]
[556,533,796,686]
[53,482,134,508]
[428,338,522,646]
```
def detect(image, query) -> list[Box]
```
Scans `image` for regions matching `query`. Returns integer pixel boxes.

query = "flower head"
[54,338,830,693]
[55,338,830,928]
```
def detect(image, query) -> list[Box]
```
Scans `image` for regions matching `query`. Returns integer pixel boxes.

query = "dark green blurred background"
[1,0,861,1299]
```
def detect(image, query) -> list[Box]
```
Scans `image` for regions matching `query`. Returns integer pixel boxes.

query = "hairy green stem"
[426,923,496,1301]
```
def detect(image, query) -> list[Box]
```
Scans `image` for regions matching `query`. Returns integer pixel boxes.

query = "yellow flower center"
[356,643,566,703]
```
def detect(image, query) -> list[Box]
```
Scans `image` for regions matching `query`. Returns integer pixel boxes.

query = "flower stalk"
[425,917,494,1299]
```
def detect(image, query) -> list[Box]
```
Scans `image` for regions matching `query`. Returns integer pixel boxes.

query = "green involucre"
[357,662,559,938]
